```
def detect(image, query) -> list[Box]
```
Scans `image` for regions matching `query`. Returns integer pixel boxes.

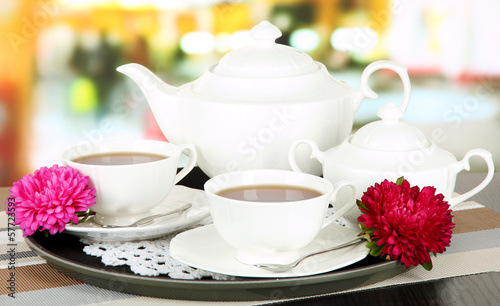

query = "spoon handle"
[100,203,192,228]
[296,237,365,265]
[254,236,365,272]
[132,203,192,227]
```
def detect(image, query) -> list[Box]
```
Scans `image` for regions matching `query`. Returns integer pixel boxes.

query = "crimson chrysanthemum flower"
[357,177,455,270]
[6,165,96,237]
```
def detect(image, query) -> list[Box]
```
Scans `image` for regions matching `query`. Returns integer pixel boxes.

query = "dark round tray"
[25,168,408,301]
[26,231,407,301]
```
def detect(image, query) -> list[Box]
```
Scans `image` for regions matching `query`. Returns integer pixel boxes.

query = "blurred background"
[1,0,499,186]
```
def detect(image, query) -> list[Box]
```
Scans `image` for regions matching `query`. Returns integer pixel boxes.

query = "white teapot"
[290,99,495,226]
[117,21,410,178]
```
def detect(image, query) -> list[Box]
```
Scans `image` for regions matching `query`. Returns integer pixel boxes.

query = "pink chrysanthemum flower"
[7,165,96,237]
[357,177,455,270]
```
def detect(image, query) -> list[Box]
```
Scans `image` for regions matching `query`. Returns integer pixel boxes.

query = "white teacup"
[62,139,197,226]
[204,169,357,265]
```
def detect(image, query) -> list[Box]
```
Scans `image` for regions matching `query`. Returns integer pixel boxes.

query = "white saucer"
[170,223,369,278]
[65,186,210,242]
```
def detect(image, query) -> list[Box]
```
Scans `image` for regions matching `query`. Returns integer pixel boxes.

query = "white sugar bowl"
[290,100,495,226]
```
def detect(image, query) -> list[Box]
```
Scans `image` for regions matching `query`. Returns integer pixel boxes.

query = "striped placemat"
[1,190,500,305]
[332,200,500,294]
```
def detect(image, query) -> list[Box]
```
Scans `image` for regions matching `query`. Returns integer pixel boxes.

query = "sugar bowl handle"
[289,139,325,173]
[448,149,495,208]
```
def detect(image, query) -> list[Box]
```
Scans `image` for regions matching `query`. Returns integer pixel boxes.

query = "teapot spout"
[117,63,178,103]
[117,63,182,143]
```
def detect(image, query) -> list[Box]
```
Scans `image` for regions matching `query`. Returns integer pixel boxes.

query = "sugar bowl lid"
[213,21,319,78]
[350,102,431,151]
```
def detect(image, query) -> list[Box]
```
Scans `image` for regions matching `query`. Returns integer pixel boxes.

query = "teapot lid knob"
[212,21,317,78]
[249,20,282,46]
[377,102,404,124]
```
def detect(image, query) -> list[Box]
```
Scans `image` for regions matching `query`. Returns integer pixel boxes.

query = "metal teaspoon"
[253,236,365,272]
[100,203,192,228]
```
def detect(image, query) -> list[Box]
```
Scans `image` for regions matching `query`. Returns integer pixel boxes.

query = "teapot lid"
[350,102,431,151]
[213,21,319,78]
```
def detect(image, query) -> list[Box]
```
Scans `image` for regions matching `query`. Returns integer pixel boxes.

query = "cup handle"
[173,144,198,184]
[353,60,411,113]
[447,149,495,208]
[321,180,357,229]
[289,139,325,173]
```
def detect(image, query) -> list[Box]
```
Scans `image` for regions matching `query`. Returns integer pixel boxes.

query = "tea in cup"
[62,139,197,226]
[204,169,357,265]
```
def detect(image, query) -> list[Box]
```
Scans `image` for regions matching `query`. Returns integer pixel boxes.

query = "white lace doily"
[81,206,353,280]
[82,217,236,280]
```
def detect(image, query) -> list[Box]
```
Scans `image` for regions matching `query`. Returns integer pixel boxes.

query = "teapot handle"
[353,60,411,113]
[448,149,495,208]
[288,139,325,173]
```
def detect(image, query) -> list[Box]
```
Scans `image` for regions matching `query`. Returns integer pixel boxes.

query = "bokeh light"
[331,27,378,52]
[180,31,215,54]
[289,28,319,52]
